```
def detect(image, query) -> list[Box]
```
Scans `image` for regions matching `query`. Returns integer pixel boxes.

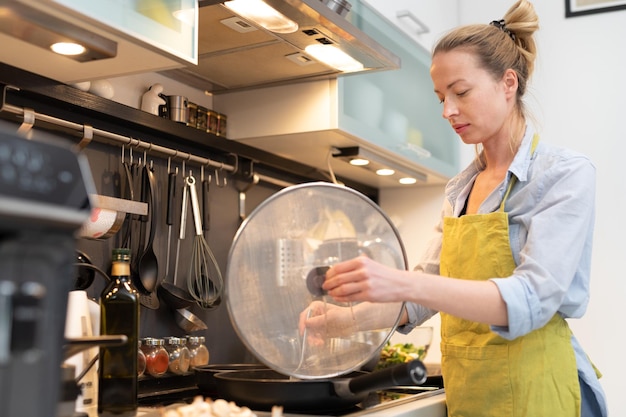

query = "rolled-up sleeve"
[490,149,595,340]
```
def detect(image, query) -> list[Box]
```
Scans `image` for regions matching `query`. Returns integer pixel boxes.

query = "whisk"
[185,174,223,308]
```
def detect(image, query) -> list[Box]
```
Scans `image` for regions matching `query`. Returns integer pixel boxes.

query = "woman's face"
[430,49,516,146]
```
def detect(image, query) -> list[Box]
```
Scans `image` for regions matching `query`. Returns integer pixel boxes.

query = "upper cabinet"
[0,0,197,83]
[361,0,459,51]
[215,1,460,188]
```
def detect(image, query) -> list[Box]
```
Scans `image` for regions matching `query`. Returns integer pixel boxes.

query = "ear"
[502,69,519,98]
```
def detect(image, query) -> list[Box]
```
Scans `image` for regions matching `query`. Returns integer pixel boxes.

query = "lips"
[452,123,469,134]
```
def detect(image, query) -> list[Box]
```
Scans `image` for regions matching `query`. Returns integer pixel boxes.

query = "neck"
[481,117,526,172]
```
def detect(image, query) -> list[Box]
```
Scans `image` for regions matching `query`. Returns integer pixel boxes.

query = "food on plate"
[375,342,428,370]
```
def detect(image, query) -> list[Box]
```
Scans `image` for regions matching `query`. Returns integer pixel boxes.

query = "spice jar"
[138,340,146,377]
[165,337,191,375]
[142,338,169,377]
[187,336,210,367]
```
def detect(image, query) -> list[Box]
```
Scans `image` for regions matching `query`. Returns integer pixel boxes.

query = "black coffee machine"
[0,121,95,417]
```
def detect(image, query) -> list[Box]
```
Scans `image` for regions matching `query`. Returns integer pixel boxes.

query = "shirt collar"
[507,124,536,183]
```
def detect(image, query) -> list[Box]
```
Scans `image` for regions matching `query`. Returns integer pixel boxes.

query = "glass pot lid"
[226,182,407,379]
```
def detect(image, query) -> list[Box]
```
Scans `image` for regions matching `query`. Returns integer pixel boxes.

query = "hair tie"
[490,19,516,41]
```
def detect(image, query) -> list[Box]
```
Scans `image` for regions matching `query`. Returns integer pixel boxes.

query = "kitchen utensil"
[133,161,159,309]
[136,161,159,292]
[157,164,195,310]
[194,363,269,395]
[73,250,95,290]
[226,182,408,380]
[213,359,427,412]
[186,174,223,308]
[174,307,208,332]
[158,95,188,123]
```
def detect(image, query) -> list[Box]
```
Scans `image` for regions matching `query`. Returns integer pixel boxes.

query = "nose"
[442,99,458,120]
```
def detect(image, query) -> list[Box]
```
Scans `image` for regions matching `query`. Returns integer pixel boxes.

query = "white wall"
[381,2,626,415]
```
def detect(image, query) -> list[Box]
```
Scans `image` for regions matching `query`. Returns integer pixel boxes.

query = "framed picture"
[566,0,626,17]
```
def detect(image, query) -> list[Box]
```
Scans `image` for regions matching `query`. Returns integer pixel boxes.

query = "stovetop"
[137,373,445,417]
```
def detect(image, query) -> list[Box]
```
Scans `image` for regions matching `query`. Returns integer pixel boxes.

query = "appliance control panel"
[0,121,95,231]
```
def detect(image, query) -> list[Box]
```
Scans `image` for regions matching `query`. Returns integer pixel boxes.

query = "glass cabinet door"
[340,0,459,178]
[43,0,198,64]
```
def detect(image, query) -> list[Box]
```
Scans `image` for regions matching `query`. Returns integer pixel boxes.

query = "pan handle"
[334,360,427,398]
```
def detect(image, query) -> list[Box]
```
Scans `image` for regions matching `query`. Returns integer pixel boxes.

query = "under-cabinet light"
[223,0,298,34]
[399,177,417,185]
[333,146,428,184]
[50,42,86,56]
[0,3,117,62]
[305,44,364,72]
[376,168,395,176]
[349,158,369,166]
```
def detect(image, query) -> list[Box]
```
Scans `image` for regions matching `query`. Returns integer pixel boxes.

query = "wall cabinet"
[361,0,459,51]
[342,0,460,179]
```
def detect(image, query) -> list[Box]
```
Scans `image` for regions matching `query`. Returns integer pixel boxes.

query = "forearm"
[410,273,508,326]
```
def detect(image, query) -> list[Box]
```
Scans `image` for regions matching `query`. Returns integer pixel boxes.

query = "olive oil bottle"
[98,248,139,415]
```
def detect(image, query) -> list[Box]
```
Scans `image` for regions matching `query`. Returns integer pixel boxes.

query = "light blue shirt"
[400,125,607,415]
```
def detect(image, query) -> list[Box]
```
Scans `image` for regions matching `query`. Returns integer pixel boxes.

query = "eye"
[456,90,469,97]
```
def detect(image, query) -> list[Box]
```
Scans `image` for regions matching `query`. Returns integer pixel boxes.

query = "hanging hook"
[76,124,93,151]
[238,173,259,222]
[230,153,239,175]
[16,107,35,137]
[214,166,227,188]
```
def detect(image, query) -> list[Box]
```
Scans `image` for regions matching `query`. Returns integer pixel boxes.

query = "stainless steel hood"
[160,0,400,93]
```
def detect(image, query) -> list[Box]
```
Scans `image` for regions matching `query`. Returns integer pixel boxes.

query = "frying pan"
[213,360,427,412]
[194,363,269,395]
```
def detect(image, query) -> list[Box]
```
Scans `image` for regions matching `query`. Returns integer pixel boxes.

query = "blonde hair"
[433,0,539,167]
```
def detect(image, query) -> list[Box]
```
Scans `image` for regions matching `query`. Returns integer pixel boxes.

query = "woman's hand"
[323,255,411,303]
[298,300,359,345]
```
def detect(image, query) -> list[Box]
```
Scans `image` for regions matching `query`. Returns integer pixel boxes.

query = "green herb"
[375,341,427,370]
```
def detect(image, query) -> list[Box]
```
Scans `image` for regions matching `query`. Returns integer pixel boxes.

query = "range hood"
[160,0,400,93]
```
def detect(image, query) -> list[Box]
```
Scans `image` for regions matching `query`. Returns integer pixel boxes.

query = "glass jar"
[141,338,169,377]
[137,340,146,377]
[187,336,209,367]
[165,337,191,375]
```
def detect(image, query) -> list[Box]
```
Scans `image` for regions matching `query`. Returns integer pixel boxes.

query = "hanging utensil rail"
[0,84,294,189]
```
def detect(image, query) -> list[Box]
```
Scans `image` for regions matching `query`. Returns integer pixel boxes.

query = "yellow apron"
[439,136,581,417]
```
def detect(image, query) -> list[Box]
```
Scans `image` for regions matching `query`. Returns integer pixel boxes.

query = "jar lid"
[166,337,182,345]
[144,338,165,346]
[187,336,200,344]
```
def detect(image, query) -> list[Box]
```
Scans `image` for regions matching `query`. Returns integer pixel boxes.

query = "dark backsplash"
[77,141,272,365]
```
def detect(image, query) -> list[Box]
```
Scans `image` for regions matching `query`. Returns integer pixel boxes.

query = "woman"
[310,1,608,416]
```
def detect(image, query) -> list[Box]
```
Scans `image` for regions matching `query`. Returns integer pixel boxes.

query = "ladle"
[136,161,159,293]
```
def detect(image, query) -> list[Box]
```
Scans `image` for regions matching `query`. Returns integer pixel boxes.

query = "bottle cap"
[112,248,131,262]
